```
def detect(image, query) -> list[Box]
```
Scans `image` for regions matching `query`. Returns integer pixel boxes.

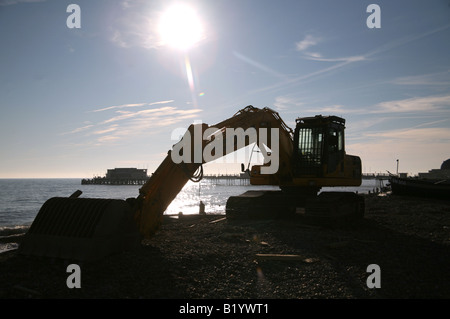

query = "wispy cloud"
[365,24,450,59]
[372,95,450,113]
[364,127,450,141]
[212,24,450,119]
[291,24,450,86]
[97,135,120,143]
[93,125,118,135]
[303,55,366,63]
[251,56,365,97]
[64,102,202,146]
[275,26,450,99]
[295,35,321,52]
[91,100,174,113]
[120,0,133,9]
[413,118,450,129]
[92,103,147,113]
[277,94,450,119]
[231,34,367,101]
[307,104,348,114]
[273,96,304,111]
[296,34,366,63]
[303,52,322,59]
[233,51,287,79]
[391,70,450,86]
[295,35,366,63]
[61,124,94,135]
[100,106,196,125]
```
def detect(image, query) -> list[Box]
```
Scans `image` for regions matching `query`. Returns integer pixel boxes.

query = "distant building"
[418,169,450,179]
[106,168,148,180]
[82,168,150,185]
[418,158,450,179]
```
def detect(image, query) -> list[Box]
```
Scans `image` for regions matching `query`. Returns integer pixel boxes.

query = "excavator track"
[226,190,296,220]
[226,190,364,226]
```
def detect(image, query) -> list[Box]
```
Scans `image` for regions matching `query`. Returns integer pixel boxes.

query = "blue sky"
[1,0,449,178]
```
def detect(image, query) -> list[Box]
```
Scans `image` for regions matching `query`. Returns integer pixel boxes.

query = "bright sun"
[158,4,204,51]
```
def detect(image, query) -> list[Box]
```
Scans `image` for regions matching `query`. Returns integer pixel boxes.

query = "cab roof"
[296,115,345,127]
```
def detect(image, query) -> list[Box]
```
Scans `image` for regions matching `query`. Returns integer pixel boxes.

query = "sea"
[0,178,382,252]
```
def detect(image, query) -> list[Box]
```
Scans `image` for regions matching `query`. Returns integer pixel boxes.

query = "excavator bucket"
[19,193,141,262]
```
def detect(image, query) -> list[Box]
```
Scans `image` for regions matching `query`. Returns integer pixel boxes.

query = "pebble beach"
[1,193,450,300]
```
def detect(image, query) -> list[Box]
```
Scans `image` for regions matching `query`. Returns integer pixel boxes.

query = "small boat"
[389,176,450,200]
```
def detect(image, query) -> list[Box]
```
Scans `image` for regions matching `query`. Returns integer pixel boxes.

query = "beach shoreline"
[1,193,450,299]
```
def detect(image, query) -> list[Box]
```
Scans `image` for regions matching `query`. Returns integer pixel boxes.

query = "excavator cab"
[290,115,362,188]
[294,115,346,177]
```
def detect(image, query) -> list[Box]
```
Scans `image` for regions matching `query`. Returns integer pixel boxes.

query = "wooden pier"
[81,177,150,185]
[81,168,250,186]
[202,173,250,186]
[362,173,390,180]
[82,168,389,186]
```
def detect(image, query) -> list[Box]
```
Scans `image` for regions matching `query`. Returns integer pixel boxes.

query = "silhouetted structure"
[390,158,450,199]
[81,168,149,185]
[441,158,450,170]
[202,173,250,185]
[418,159,450,179]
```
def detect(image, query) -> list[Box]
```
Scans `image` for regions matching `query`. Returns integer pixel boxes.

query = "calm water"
[0,178,380,235]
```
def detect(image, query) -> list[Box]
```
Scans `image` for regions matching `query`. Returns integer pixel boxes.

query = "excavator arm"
[134,105,294,238]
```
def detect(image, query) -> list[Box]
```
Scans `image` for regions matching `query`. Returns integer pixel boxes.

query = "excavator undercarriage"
[225,189,365,226]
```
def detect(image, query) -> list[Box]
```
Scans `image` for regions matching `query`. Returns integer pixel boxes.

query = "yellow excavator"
[19,106,364,261]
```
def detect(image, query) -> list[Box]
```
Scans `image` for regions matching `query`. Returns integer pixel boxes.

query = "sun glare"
[158,4,204,51]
